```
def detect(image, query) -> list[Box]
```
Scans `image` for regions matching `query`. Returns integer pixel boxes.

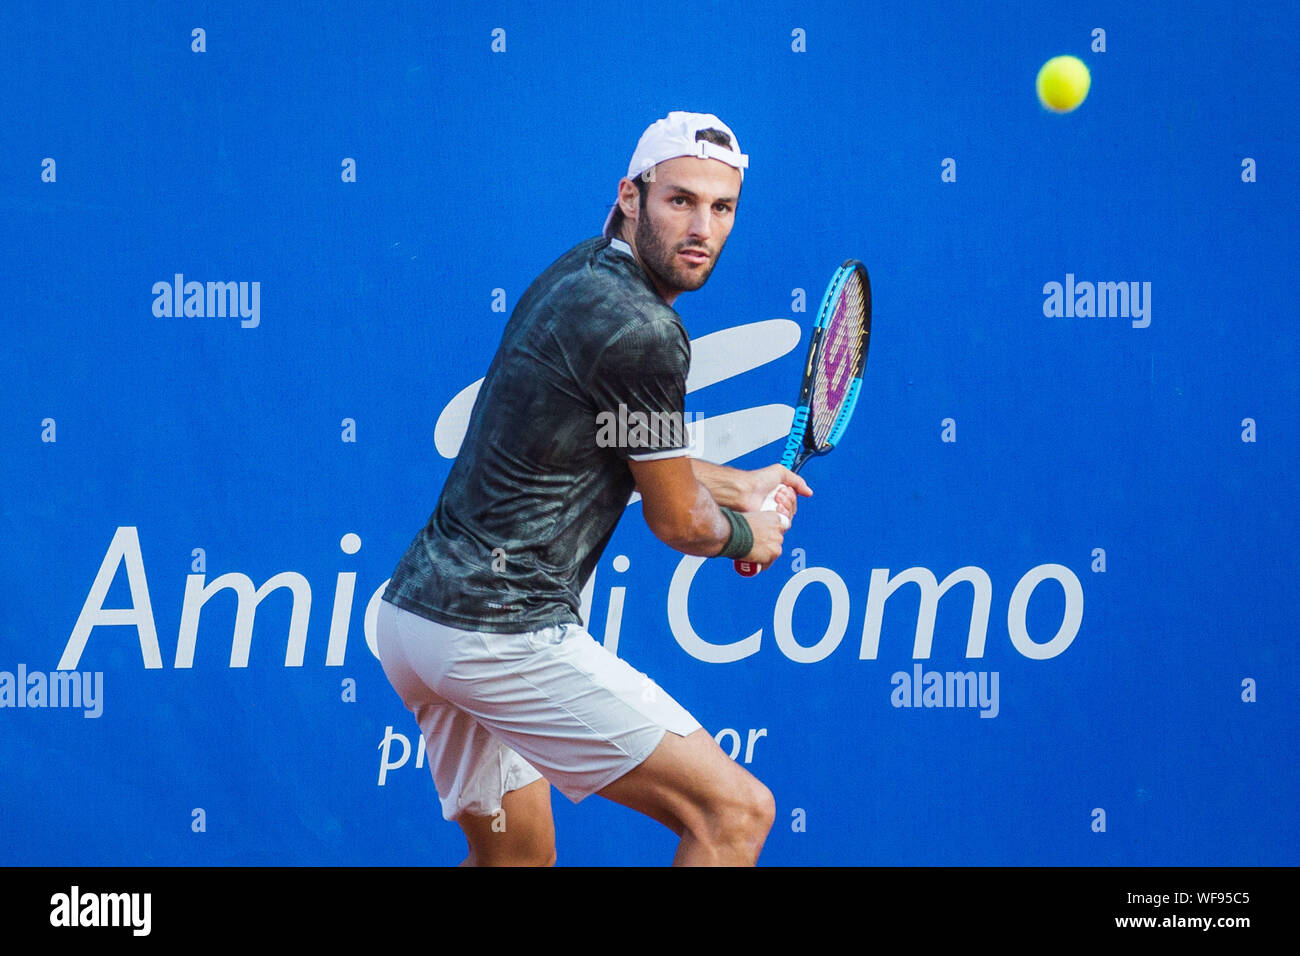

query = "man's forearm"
[690,459,755,510]
[667,480,739,557]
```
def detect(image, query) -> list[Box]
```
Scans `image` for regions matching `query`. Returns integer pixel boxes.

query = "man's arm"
[629,457,790,563]
[688,459,754,511]
[690,459,812,515]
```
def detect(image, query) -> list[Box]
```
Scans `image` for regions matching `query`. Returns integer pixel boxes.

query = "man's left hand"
[745,464,813,517]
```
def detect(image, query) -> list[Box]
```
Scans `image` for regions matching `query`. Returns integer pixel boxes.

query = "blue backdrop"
[2,0,1296,866]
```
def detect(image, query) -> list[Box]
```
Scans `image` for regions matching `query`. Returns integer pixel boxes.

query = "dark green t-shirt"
[384,236,691,632]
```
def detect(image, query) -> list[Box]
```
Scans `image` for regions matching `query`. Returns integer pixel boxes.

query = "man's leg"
[377,600,556,867]
[456,777,557,867]
[597,728,775,866]
[382,605,770,865]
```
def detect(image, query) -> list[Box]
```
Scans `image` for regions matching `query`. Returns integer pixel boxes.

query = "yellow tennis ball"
[1037,55,1091,113]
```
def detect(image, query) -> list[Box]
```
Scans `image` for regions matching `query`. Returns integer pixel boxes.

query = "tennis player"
[377,111,811,866]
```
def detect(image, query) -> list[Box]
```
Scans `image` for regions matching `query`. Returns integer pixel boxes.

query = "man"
[377,111,811,866]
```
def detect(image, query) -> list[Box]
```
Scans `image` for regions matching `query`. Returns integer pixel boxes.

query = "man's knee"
[723,777,775,841]
[750,779,777,833]
[678,770,774,850]
[465,824,557,866]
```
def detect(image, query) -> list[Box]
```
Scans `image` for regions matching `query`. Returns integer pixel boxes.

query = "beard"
[634,204,723,297]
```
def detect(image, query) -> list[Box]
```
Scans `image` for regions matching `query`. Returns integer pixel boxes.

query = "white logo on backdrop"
[433,319,803,469]
[57,318,1083,672]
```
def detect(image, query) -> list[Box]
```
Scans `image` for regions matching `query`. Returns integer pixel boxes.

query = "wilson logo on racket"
[822,296,854,409]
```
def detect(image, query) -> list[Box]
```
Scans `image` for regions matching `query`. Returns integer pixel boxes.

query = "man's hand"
[690,459,813,516]
[741,508,792,567]
[743,464,813,517]
[633,457,812,561]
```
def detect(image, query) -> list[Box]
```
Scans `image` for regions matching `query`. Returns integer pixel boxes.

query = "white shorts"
[376,599,702,821]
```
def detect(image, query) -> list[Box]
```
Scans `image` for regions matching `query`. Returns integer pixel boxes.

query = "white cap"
[604,111,748,237]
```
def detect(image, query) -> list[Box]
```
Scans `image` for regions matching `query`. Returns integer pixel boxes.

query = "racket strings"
[809,271,868,449]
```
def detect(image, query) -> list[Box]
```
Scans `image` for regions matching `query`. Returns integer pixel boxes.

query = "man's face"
[624,156,741,304]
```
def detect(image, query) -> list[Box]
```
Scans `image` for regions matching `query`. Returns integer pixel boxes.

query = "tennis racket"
[735,259,872,576]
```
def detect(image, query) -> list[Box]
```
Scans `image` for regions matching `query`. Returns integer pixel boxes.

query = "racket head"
[806,260,870,456]
[737,261,870,578]
[781,260,871,472]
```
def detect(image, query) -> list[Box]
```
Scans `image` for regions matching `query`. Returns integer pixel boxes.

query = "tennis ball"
[1036,55,1091,113]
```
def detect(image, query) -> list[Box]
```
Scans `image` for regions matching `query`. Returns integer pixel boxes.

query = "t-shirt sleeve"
[587,318,691,461]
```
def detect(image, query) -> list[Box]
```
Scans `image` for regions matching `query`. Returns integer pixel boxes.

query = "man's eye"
[670,196,689,206]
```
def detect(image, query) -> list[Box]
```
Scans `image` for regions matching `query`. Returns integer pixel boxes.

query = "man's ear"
[616,177,640,221]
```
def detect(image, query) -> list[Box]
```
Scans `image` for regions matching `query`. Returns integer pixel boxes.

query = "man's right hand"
[741,508,791,567]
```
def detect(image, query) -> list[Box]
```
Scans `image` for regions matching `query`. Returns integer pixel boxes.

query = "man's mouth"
[678,247,711,265]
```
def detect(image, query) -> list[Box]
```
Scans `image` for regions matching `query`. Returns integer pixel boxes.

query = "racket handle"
[733,487,783,577]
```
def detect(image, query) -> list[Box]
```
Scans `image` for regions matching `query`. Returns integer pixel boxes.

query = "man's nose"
[688,204,713,241]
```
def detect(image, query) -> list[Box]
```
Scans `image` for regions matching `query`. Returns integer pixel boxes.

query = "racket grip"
[733,487,783,577]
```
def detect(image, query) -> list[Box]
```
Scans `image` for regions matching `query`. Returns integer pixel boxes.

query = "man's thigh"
[447,620,703,804]
[378,600,702,811]
[378,599,544,820]
[595,727,765,835]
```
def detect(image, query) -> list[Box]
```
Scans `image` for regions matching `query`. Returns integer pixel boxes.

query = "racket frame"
[734,259,871,576]
[784,259,871,473]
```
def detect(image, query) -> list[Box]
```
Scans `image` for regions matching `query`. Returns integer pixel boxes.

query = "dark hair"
[606,127,741,238]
